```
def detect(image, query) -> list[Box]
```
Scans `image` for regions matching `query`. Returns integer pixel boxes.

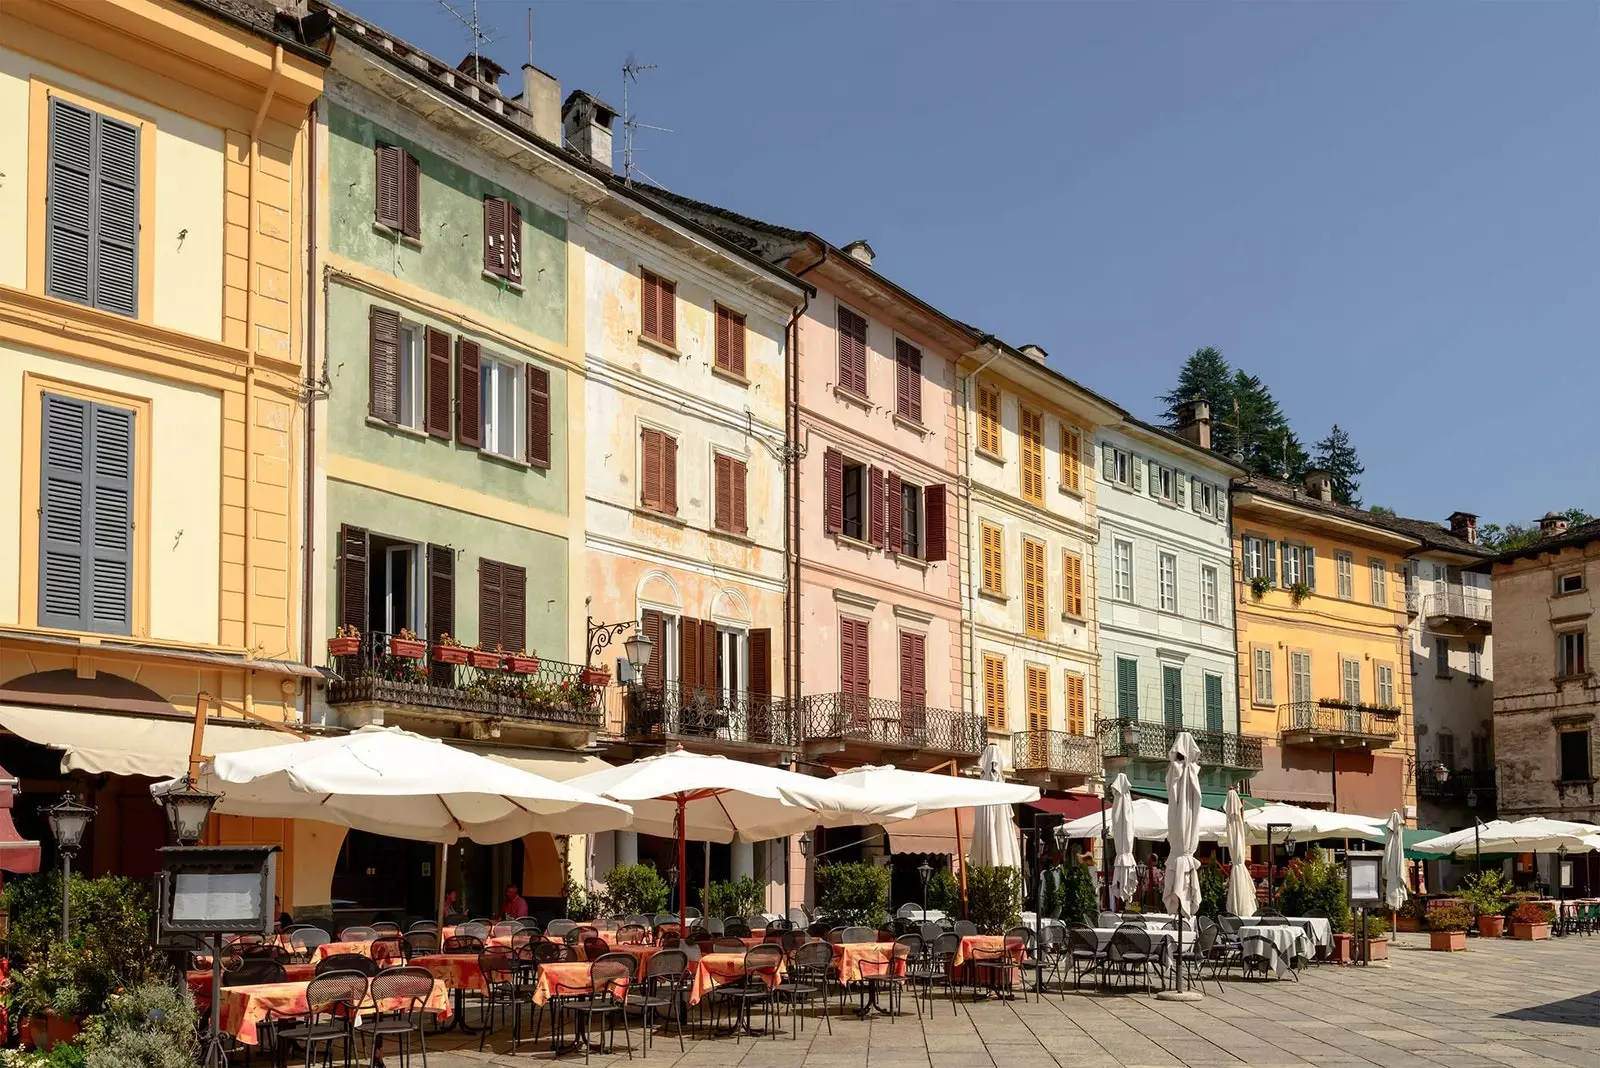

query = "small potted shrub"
[506,648,540,674]
[1360,913,1390,961]
[1249,575,1272,599]
[1395,895,1427,932]
[388,628,426,659]
[467,644,502,669]
[1459,871,1511,937]
[580,664,611,687]
[1510,901,1554,941]
[431,633,468,665]
[1428,903,1471,951]
[1289,581,1313,604]
[328,623,362,657]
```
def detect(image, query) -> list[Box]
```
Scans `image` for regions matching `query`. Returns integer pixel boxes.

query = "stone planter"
[1330,933,1354,963]
[431,644,468,665]
[1476,914,1505,938]
[1430,930,1467,952]
[1511,922,1550,941]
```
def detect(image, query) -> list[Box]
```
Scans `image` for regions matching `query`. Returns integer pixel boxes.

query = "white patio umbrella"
[1162,732,1204,1000]
[1224,788,1257,917]
[1383,809,1408,911]
[825,765,1040,812]
[967,744,1022,869]
[1409,816,1600,858]
[1109,773,1138,909]
[567,748,916,929]
[1244,803,1387,843]
[1056,797,1228,843]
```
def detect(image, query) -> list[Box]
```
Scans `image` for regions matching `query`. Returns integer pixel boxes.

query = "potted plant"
[1427,903,1471,951]
[1289,581,1313,604]
[388,628,426,659]
[506,648,540,674]
[814,861,891,929]
[1510,901,1554,940]
[1360,913,1390,961]
[1458,870,1511,937]
[430,633,467,665]
[467,644,502,669]
[1279,847,1354,959]
[579,664,611,686]
[1395,895,1427,932]
[1249,575,1272,599]
[328,623,362,657]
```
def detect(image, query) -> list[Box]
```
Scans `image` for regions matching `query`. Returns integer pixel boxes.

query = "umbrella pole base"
[1155,990,1205,1002]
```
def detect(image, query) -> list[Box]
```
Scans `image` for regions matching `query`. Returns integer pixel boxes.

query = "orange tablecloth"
[687,952,783,1006]
[312,940,384,962]
[411,954,486,994]
[187,964,315,998]
[576,943,660,970]
[217,978,452,1046]
[950,936,1022,969]
[831,942,904,985]
[531,961,632,1007]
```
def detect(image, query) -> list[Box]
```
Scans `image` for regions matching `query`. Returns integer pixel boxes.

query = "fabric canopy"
[1383,810,1408,911]
[825,764,1040,813]
[456,744,610,782]
[886,808,975,855]
[1109,773,1138,905]
[1243,803,1387,843]
[1224,788,1256,917]
[1409,817,1600,857]
[1055,796,1228,843]
[0,703,298,778]
[1162,732,1203,919]
[1024,794,1104,819]
[967,745,1023,868]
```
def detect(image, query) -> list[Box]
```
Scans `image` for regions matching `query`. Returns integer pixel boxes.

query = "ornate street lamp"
[46,794,95,940]
[623,630,654,676]
[586,616,638,668]
[917,859,933,917]
[162,779,222,846]
[1432,763,1450,786]
[1120,718,1139,754]
[798,832,811,859]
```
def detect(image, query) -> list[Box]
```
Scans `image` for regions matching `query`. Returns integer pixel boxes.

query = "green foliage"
[1428,903,1473,932]
[1277,848,1352,934]
[1161,348,1332,482]
[82,982,200,1068]
[925,870,960,916]
[814,862,889,928]
[1311,424,1364,507]
[1160,347,1237,456]
[562,881,597,922]
[1479,509,1596,552]
[597,864,669,917]
[0,1044,88,1068]
[1368,505,1396,517]
[1198,859,1227,918]
[1510,901,1555,925]
[702,877,765,919]
[1055,861,1100,925]
[3,873,159,1019]
[963,865,1022,934]
[1457,870,1513,917]
[1357,913,1390,938]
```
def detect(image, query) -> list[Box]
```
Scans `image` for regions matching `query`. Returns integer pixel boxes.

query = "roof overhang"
[964,342,1124,427]
[1232,493,1420,551]
[1118,419,1244,476]
[789,241,983,354]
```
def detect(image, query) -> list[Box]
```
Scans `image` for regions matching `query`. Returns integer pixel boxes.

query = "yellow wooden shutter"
[983,653,1006,729]
[1020,408,1043,503]
[981,523,1003,595]
[1023,537,1046,637]
[1026,665,1048,732]
[1061,423,1082,492]
[1066,672,1086,733]
[1063,551,1083,618]
[977,383,1000,454]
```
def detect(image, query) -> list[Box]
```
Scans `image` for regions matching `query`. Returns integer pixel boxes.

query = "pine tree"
[1159,347,1236,456]
[1312,424,1365,506]
[1230,371,1307,479]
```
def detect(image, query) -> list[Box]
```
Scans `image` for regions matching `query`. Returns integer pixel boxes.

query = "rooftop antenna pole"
[527,7,533,66]
[439,0,498,73]
[621,54,672,187]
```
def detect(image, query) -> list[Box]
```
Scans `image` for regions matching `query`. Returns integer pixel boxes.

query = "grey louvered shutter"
[40,395,134,634]
[92,113,139,317]
[88,403,134,632]
[1304,547,1316,591]
[1101,445,1115,482]
[45,100,139,317]
[45,99,95,308]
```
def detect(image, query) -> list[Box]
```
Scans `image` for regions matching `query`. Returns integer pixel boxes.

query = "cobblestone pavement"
[408,933,1599,1068]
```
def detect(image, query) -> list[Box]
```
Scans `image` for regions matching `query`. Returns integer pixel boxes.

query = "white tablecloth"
[1239,924,1311,978]
[1091,926,1195,969]
[1098,912,1176,929]
[1283,916,1333,953]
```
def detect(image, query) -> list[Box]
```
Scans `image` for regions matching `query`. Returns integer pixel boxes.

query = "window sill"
[832,532,877,555]
[1061,612,1085,624]
[832,385,871,411]
[975,447,1005,466]
[710,365,750,387]
[635,505,686,527]
[365,415,429,440]
[373,222,422,249]
[481,270,525,293]
[978,588,1008,605]
[895,553,929,571]
[479,448,530,472]
[710,526,755,546]
[639,334,683,359]
[1058,483,1083,499]
[892,413,929,436]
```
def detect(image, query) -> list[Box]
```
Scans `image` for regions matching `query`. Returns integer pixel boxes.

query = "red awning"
[885,809,975,856]
[0,762,41,875]
[1026,794,1105,820]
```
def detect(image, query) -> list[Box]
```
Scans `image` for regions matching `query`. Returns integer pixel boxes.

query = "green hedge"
[815,862,889,927]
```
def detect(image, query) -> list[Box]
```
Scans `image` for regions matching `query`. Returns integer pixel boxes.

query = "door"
[1290,652,1312,727]
[1026,665,1049,765]
[1341,659,1362,731]
[1162,665,1183,729]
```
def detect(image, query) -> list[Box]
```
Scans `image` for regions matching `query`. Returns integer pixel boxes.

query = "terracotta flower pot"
[44,1012,84,1050]
[1330,933,1354,963]
[506,655,540,674]
[389,636,426,658]
[1395,916,1421,933]
[1430,930,1467,952]
[580,667,610,686]
[24,1015,49,1051]
[1511,922,1550,941]
[467,649,502,669]
[1476,914,1505,938]
[1365,937,1388,961]
[328,636,361,657]
[431,644,468,665]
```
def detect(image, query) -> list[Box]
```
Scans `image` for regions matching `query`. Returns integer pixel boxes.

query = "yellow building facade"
[0,0,327,899]
[1231,473,1419,820]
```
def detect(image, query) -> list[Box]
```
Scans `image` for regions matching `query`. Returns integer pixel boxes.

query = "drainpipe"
[299,97,319,725]
[955,342,1003,732]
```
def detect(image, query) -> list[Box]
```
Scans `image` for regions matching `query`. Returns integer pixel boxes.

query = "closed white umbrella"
[1224,788,1256,917]
[968,744,1022,869]
[1161,731,1204,1001]
[1109,773,1138,909]
[1244,802,1386,843]
[1383,809,1408,911]
[1056,797,1228,842]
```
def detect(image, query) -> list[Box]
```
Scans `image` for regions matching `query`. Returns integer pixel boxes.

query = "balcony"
[1011,730,1101,779]
[1405,586,1420,616]
[799,693,986,764]
[1422,590,1492,636]
[1416,765,1497,805]
[1277,700,1400,750]
[1097,718,1265,773]
[327,631,602,736]
[621,682,796,751]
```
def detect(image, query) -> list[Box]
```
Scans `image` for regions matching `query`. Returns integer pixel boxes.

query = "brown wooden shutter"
[895,339,921,421]
[640,608,665,691]
[483,197,507,276]
[837,306,867,395]
[729,310,746,377]
[700,619,718,693]
[640,428,661,509]
[680,616,701,692]
[731,458,747,535]
[502,563,526,652]
[749,628,772,697]
[424,327,452,439]
[714,305,732,373]
[823,448,844,535]
[887,472,904,555]
[368,306,401,422]
[400,151,421,239]
[456,337,481,447]
[526,364,551,468]
[853,619,871,705]
[506,202,523,284]
[337,524,369,632]
[839,618,857,696]
[924,485,948,562]
[641,269,660,342]
[426,543,454,642]
[658,276,677,348]
[867,466,885,548]
[661,433,678,513]
[478,559,503,651]
[714,453,732,532]
[899,631,926,708]
[374,144,402,229]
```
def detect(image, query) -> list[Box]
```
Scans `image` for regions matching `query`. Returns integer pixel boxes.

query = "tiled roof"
[630,183,810,259]
[1233,475,1492,557]
[183,0,330,57]
[1483,517,1600,565]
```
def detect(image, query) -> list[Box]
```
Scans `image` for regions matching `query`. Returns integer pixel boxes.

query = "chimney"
[842,239,875,266]
[1303,468,1334,503]
[458,53,508,93]
[1540,511,1570,539]
[1175,399,1212,451]
[1018,344,1048,364]
[1448,511,1478,544]
[562,90,617,173]
[516,63,562,144]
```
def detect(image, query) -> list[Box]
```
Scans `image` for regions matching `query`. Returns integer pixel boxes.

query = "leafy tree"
[1160,347,1237,456]
[962,865,1023,934]
[1311,424,1365,506]
[1368,505,1396,516]
[1479,508,1595,552]
[597,863,669,916]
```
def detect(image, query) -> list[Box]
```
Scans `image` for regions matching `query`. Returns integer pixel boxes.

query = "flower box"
[1476,914,1505,938]
[1511,922,1550,941]
[328,635,362,657]
[1429,930,1466,952]
[431,643,468,665]
[506,655,540,674]
[389,636,426,658]
[1394,916,1421,933]
[468,649,502,669]
[580,667,611,686]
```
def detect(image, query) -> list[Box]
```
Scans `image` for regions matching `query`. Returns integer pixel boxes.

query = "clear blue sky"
[343,0,1597,528]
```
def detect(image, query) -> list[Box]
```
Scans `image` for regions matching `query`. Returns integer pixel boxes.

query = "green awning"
[1403,827,1446,860]
[1129,784,1249,810]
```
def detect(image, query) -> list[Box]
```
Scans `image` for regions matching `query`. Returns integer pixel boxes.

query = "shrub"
[1357,913,1390,938]
[963,865,1022,934]
[1457,870,1512,918]
[925,870,960,916]
[82,982,200,1068]
[815,862,889,927]
[0,1045,89,1068]
[1510,902,1554,926]
[8,875,162,1019]
[1398,894,1429,921]
[596,864,669,917]
[1055,862,1099,925]
[702,877,765,918]
[1428,903,1473,932]
[563,882,598,921]
[1277,848,1352,934]
[1198,859,1227,918]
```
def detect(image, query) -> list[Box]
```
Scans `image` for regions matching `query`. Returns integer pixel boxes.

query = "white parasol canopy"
[1224,788,1257,917]
[825,764,1040,813]
[150,724,634,844]
[1383,809,1408,911]
[967,744,1022,868]
[1109,773,1138,907]
[1244,802,1387,843]
[1409,816,1600,858]
[1055,796,1228,843]
[1162,732,1203,919]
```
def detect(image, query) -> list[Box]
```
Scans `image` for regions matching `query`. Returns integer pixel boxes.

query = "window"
[1162,664,1182,728]
[1115,656,1138,717]
[1290,651,1312,706]
[981,522,1005,596]
[983,653,1007,729]
[1282,544,1304,588]
[45,98,139,317]
[374,143,420,240]
[1436,731,1456,773]
[1559,572,1585,595]
[38,392,135,634]
[976,382,1001,454]
[1061,424,1082,493]
[1376,663,1395,707]
[1159,552,1178,612]
[899,631,926,711]
[478,352,523,460]
[836,305,868,396]
[1369,558,1388,606]
[841,461,866,541]
[840,616,871,703]
[713,453,748,534]
[1336,551,1354,600]
[1192,479,1218,519]
[1471,734,1490,774]
[1066,672,1086,733]
[899,482,923,558]
[477,558,527,653]
[714,626,748,706]
[1062,551,1084,619]
[1151,461,1176,504]
[638,609,680,690]
[894,338,922,421]
[1112,448,1131,486]
[1341,658,1362,707]
[1200,565,1219,623]
[482,196,522,283]
[713,304,747,378]
[1559,729,1591,783]
[1558,628,1588,678]
[1112,539,1134,602]
[376,539,417,634]
[640,267,677,347]
[639,427,679,514]
[1242,536,1276,584]
[1252,647,1274,705]
[1468,641,1483,681]
[1204,674,1224,733]
[1020,408,1044,503]
[1026,665,1049,734]
[1023,537,1047,638]
[1435,636,1451,678]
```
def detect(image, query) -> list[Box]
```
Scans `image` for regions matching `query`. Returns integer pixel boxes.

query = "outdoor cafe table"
[686,952,784,1006]
[217,976,453,1047]
[949,935,1026,989]
[312,939,404,963]
[187,964,315,1000]
[531,961,632,1007]
[1239,924,1312,979]
[1090,927,1196,972]
[1281,916,1333,954]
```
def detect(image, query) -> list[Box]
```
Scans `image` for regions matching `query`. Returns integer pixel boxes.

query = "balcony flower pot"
[328,635,362,657]
[1330,933,1354,963]
[467,649,502,669]
[1476,914,1505,938]
[506,655,540,674]
[580,667,610,686]
[431,643,468,666]
[389,636,426,659]
[1430,930,1466,952]
[1511,921,1550,941]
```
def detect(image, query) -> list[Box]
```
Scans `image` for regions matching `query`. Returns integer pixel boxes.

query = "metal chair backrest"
[568,925,599,945]
[227,933,265,949]
[590,953,637,996]
[1065,923,1099,957]
[368,966,434,1016]
[825,926,845,944]
[339,926,376,943]
[1194,917,1219,955]
[370,921,401,936]
[765,917,791,932]
[224,958,287,986]
[702,917,725,936]
[582,936,610,960]
[316,953,377,977]
[929,932,961,962]
[546,919,577,939]
[455,921,490,940]
[682,906,702,920]
[919,922,943,943]
[652,913,678,930]
[515,917,542,932]
[807,920,831,938]
[788,907,811,928]
[712,937,748,954]
[645,948,688,980]
[370,936,406,966]
[240,943,291,962]
[723,920,752,937]
[841,926,875,944]
[743,914,767,932]
[896,902,920,918]
[289,928,332,954]
[625,914,653,929]
[407,920,439,933]
[953,920,978,937]
[1003,926,1035,952]
[478,947,514,984]
[1107,923,1152,963]
[793,938,833,972]
[405,931,439,955]
[1039,922,1067,950]
[658,934,682,950]
[1218,914,1243,936]
[305,971,367,1018]
[742,942,784,983]
[530,940,564,965]
[466,916,494,928]
[443,935,484,954]
[491,922,520,940]
[616,923,649,944]
[893,933,922,963]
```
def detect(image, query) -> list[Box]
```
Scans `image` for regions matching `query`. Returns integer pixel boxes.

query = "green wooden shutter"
[1163,665,1182,728]
[1116,657,1138,718]
[1266,540,1278,585]
[39,393,90,630]
[1304,547,1316,592]
[45,99,95,308]
[1205,674,1224,733]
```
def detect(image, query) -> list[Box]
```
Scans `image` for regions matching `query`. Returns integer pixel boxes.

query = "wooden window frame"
[713,450,749,535]
[983,652,1007,730]
[976,381,1001,456]
[1158,550,1178,613]
[893,336,923,423]
[1251,645,1275,708]
[713,302,748,380]
[482,195,523,284]
[980,521,1005,597]
[639,267,678,350]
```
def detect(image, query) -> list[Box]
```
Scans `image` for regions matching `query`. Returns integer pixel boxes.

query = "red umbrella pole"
[678,796,688,933]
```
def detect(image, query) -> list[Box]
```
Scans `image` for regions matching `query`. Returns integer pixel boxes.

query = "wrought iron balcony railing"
[1011,730,1101,777]
[327,630,601,728]
[1417,766,1497,801]
[624,682,795,748]
[1277,700,1400,749]
[1096,717,1265,771]
[799,692,986,757]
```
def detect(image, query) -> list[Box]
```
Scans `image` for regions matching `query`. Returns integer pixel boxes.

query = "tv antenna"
[439,0,499,72]
[621,53,673,186]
